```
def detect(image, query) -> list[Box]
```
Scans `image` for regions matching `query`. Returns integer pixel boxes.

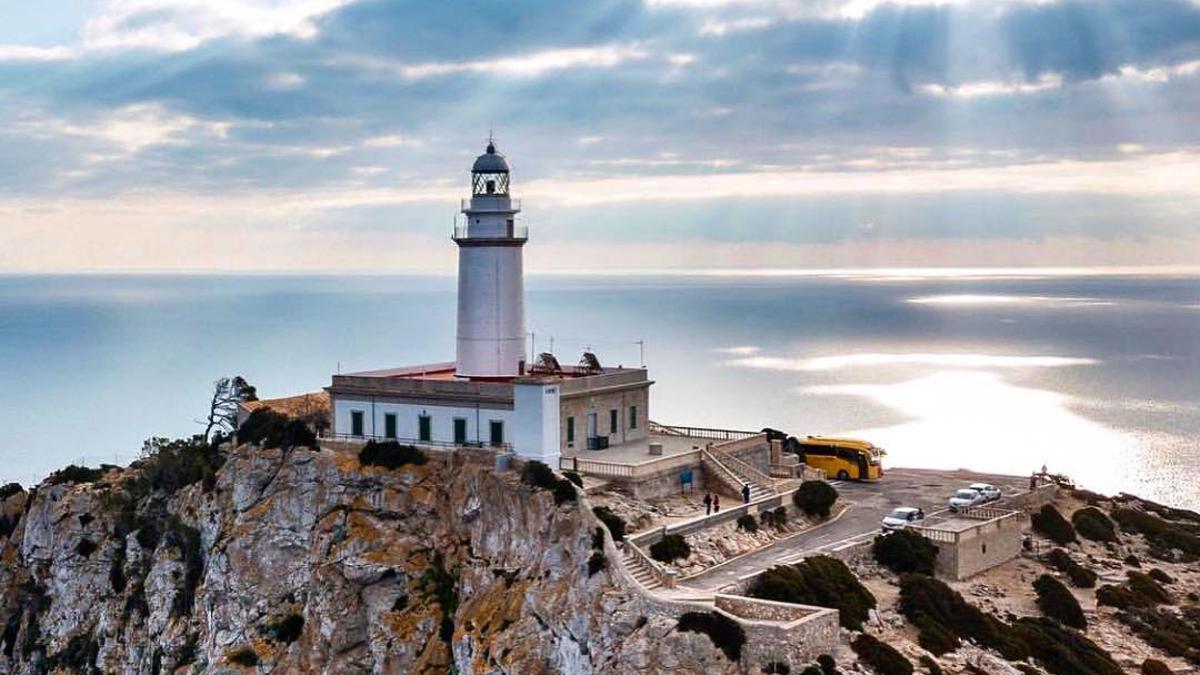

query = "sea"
[1,272,1197,509]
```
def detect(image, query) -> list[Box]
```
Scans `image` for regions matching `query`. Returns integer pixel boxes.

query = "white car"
[969,483,1002,502]
[948,488,985,512]
[881,506,926,532]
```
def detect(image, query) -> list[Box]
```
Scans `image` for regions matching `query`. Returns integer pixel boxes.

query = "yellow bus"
[796,436,884,481]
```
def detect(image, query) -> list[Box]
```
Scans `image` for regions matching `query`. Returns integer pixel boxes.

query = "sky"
[2,0,1200,272]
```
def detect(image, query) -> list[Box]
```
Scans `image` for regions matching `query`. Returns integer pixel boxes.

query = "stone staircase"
[621,544,664,591]
[701,446,776,502]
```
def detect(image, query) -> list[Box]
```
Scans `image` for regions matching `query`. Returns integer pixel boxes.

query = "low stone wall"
[1003,482,1058,511]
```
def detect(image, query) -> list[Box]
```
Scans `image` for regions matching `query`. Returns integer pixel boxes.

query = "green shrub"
[794,481,838,519]
[1148,568,1173,584]
[563,471,583,488]
[237,408,316,449]
[1045,549,1096,588]
[359,441,428,469]
[45,464,112,486]
[851,633,913,675]
[135,436,226,496]
[592,506,626,542]
[1072,508,1117,542]
[649,534,691,563]
[0,483,24,501]
[746,556,876,630]
[918,655,943,675]
[773,506,788,526]
[520,460,558,490]
[1010,617,1123,675]
[1118,607,1200,666]
[588,551,607,576]
[1112,508,1200,556]
[259,613,304,644]
[1127,571,1172,604]
[677,611,745,661]
[75,539,97,558]
[1034,574,1086,629]
[226,646,259,667]
[1032,505,1077,545]
[897,574,1027,660]
[1141,659,1172,675]
[553,478,578,505]
[419,554,459,643]
[1125,554,1141,567]
[738,514,760,533]
[818,654,839,675]
[873,530,938,575]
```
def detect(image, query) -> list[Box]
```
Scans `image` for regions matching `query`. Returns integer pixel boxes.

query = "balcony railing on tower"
[461,197,521,212]
[452,222,528,241]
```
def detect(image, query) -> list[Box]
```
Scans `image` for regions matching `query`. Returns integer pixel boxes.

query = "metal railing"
[623,540,677,589]
[708,444,778,493]
[560,450,701,479]
[318,431,512,453]
[649,421,759,441]
[451,222,528,240]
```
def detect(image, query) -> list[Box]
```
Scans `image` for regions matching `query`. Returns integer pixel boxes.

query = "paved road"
[679,467,1032,591]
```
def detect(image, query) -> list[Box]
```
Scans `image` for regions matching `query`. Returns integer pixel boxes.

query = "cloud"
[80,0,355,52]
[730,352,1098,372]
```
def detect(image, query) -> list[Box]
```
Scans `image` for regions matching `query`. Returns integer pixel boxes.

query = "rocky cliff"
[0,444,738,674]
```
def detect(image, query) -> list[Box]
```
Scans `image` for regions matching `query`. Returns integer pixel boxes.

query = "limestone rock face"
[0,447,739,674]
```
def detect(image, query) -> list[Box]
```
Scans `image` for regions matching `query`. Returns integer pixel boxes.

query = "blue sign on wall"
[680,468,694,486]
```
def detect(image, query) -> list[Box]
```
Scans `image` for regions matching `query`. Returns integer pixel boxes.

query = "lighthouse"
[453,139,527,380]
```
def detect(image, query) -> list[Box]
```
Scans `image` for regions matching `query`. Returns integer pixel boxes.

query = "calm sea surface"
[1,273,1198,508]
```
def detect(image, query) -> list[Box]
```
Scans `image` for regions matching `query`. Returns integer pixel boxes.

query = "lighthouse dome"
[472,142,509,173]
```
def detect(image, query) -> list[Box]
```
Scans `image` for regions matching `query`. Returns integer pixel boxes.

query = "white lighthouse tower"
[453,139,527,380]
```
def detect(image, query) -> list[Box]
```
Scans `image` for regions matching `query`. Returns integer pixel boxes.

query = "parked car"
[947,488,985,512]
[969,483,1002,502]
[881,506,926,532]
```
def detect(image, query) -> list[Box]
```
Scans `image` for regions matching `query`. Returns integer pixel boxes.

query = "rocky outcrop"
[0,446,741,674]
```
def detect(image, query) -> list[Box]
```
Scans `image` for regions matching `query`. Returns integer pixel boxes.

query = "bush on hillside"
[592,506,626,542]
[1141,659,1172,675]
[897,574,1027,659]
[1045,549,1097,588]
[817,654,839,675]
[588,551,607,576]
[919,655,944,675]
[737,514,760,533]
[135,436,226,495]
[1148,568,1174,585]
[259,613,304,644]
[359,441,427,469]
[794,481,838,519]
[1072,507,1118,542]
[552,477,578,505]
[1009,617,1123,675]
[1125,554,1142,567]
[649,534,691,563]
[746,556,876,630]
[563,471,584,488]
[1111,508,1200,557]
[677,611,745,661]
[1095,572,1170,610]
[1118,606,1200,666]
[0,483,24,501]
[1034,574,1087,629]
[237,408,317,449]
[520,460,558,490]
[873,530,938,575]
[1032,505,1077,545]
[226,646,259,667]
[851,633,913,675]
[45,465,112,486]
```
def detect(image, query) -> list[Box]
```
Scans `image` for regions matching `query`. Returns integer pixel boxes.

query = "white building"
[328,141,653,466]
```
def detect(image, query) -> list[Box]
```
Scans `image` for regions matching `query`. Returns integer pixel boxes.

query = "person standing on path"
[713,494,720,513]
[703,493,713,515]
[741,484,751,504]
